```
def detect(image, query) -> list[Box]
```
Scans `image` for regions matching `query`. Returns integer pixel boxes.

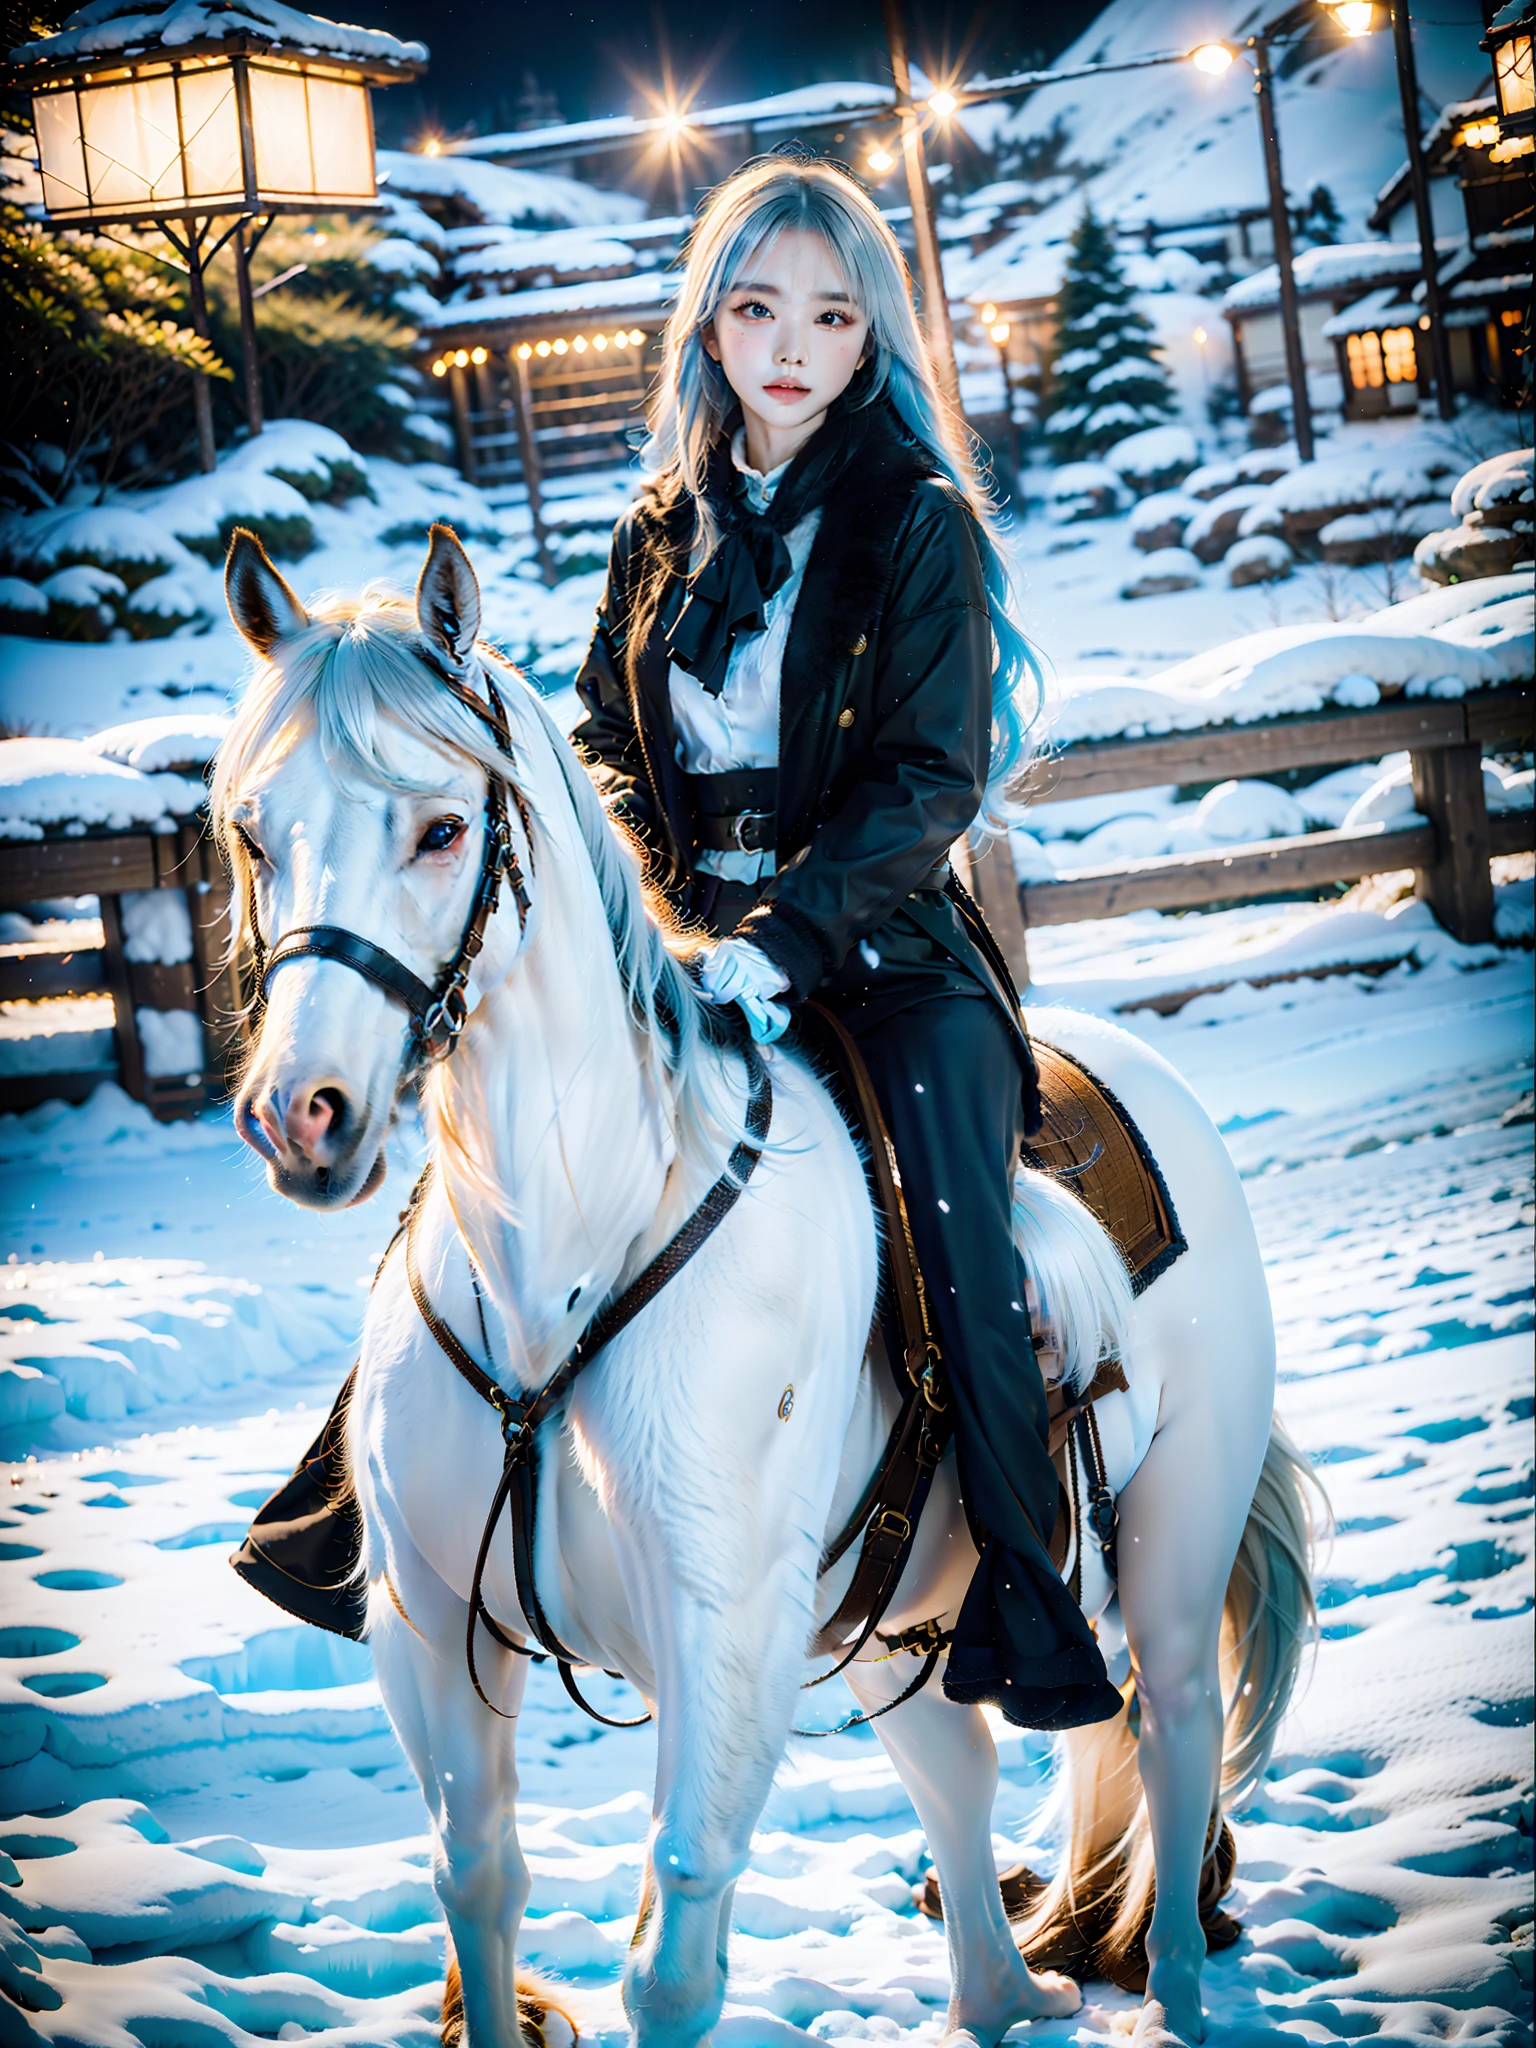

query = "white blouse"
[669,432,820,882]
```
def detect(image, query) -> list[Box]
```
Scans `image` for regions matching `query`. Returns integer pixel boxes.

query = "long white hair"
[644,153,1042,824]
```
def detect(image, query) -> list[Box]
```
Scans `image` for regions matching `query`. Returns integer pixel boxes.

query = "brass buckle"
[873,1507,911,1544]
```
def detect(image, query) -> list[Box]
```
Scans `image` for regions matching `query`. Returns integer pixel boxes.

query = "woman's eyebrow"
[728,280,852,303]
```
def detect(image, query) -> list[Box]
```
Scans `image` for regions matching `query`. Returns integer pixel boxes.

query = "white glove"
[698,939,791,1044]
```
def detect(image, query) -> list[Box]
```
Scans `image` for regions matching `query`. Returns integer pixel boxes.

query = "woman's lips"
[763,381,810,402]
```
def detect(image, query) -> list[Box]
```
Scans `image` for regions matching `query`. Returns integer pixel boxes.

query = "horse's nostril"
[311,1087,348,1140]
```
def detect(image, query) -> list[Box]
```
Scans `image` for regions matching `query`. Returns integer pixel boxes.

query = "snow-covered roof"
[449,82,895,162]
[378,152,645,231]
[1320,286,1423,338]
[0,736,207,841]
[421,269,679,335]
[452,226,650,286]
[9,0,425,72]
[1223,242,1423,316]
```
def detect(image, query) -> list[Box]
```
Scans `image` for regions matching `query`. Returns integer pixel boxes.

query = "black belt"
[689,767,777,855]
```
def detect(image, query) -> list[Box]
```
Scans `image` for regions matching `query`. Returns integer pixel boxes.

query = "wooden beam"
[0,949,106,1002]
[1466,685,1533,751]
[0,836,159,904]
[1019,821,1436,926]
[1490,810,1535,858]
[1411,741,1494,942]
[96,892,147,1104]
[967,832,1031,991]
[1020,696,1511,808]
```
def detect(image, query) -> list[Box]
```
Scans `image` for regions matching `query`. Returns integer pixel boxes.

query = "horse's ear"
[226,528,309,656]
[416,523,481,675]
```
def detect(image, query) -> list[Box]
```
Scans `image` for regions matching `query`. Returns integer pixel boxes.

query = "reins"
[403,1046,774,1724]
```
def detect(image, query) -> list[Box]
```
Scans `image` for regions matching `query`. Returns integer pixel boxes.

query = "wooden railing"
[963,686,1533,989]
[0,820,241,1120]
[1,686,1529,1117]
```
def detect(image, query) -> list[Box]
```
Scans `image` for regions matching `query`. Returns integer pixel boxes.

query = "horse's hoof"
[1130,1995,1203,2048]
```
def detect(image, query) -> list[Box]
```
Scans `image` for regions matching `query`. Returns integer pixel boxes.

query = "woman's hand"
[698,940,791,1044]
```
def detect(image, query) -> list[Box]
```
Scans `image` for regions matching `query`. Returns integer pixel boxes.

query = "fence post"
[1409,740,1494,942]
[967,833,1031,995]
[97,892,147,1102]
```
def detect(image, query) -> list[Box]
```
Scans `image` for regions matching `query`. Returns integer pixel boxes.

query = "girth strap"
[405,1044,774,1721]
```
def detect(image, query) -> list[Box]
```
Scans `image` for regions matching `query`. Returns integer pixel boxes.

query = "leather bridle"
[243,662,533,1074]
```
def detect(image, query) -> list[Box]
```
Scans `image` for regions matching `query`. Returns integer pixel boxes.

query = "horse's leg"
[370,1587,531,2048]
[1116,1387,1270,2046]
[843,1655,1080,2047]
[624,1583,808,2048]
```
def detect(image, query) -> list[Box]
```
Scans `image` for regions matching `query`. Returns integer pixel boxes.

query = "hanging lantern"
[1482,3,1535,139]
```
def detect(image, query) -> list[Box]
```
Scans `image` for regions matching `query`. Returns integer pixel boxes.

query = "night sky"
[347,2,1107,150]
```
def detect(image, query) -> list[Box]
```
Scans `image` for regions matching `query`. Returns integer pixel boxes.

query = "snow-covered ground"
[1,873,1530,2043]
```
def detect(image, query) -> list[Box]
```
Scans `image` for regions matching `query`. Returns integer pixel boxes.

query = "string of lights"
[430,329,650,377]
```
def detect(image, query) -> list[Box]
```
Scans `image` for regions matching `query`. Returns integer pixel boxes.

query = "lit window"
[1500,308,1522,327]
[1381,326,1417,383]
[1346,331,1385,389]
[1495,32,1534,118]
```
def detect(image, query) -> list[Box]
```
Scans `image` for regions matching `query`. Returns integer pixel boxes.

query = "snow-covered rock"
[1130,491,1198,552]
[1046,462,1125,523]
[0,506,190,589]
[1226,534,1294,586]
[0,739,205,841]
[85,715,231,776]
[1185,486,1271,564]
[1450,447,1532,525]
[1320,501,1454,565]
[1105,424,1198,495]
[1343,761,1426,829]
[1120,548,1203,598]
[1414,520,1534,585]
[1193,778,1307,842]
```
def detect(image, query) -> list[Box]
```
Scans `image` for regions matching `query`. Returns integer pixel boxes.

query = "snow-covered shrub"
[86,715,230,776]
[0,506,182,592]
[226,420,373,506]
[1121,548,1202,599]
[1130,491,1198,552]
[1194,779,1306,842]
[154,467,316,564]
[0,576,48,637]
[1047,461,1125,522]
[1320,502,1453,566]
[1106,424,1198,496]
[1227,534,1294,586]
[1183,458,1241,501]
[40,564,125,640]
[1185,486,1271,563]
[123,572,211,639]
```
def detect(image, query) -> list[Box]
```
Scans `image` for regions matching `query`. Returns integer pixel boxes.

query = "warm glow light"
[431,358,446,377]
[628,329,645,344]
[573,335,588,352]
[592,332,607,350]
[1418,315,1431,330]
[470,345,488,364]
[453,349,469,368]
[1500,308,1521,326]
[928,90,958,116]
[1330,2,1375,37]
[1194,324,1208,345]
[1490,133,1533,162]
[1459,119,1501,146]
[867,147,894,173]
[422,136,442,156]
[516,342,533,359]
[536,339,551,357]
[980,302,997,324]
[1191,42,1235,74]
[661,108,690,137]
[552,337,568,355]
[989,321,1010,344]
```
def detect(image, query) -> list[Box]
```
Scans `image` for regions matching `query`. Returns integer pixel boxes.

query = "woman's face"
[704,225,869,470]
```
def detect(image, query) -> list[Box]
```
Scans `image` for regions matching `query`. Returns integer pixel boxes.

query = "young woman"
[574,155,1121,1734]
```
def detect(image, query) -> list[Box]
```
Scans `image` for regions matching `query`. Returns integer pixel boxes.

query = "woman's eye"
[817,309,853,327]
[733,299,772,319]
[418,817,465,856]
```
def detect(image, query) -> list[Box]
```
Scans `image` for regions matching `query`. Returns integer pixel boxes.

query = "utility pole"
[1252,32,1314,462]
[881,0,962,414]
[1389,0,1456,418]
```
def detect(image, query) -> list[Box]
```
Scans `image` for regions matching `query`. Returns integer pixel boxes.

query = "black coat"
[572,402,1038,1121]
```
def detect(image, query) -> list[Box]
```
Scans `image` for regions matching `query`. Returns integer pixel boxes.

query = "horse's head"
[216,524,525,1209]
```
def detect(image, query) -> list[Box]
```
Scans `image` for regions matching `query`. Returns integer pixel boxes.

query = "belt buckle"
[731,809,772,853]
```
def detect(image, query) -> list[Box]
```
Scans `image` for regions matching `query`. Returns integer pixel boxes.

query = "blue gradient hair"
[644,153,1043,827]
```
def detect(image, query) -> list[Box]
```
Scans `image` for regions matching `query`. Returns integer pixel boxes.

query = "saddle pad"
[1024,1041,1186,1297]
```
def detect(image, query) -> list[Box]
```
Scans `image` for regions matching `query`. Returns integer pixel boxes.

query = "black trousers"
[850,993,1123,1730]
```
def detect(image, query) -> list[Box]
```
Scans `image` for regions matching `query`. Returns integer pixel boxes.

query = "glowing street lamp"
[927,89,958,116]
[1482,4,1535,139]
[866,146,895,173]
[9,5,423,469]
[1191,42,1237,74]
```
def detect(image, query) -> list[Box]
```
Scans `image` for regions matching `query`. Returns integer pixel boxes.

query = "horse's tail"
[1011,1164,1136,1397]
[1014,1419,1324,1983]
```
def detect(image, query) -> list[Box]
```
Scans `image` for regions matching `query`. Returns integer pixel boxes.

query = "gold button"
[838,706,856,729]
[849,633,868,656]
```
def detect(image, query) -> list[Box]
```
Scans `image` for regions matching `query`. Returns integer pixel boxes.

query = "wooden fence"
[1,685,1530,1120]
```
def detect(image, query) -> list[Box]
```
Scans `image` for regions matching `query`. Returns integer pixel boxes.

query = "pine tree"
[1044,205,1177,464]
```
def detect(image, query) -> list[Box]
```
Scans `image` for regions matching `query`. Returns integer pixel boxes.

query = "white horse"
[215,527,1317,2048]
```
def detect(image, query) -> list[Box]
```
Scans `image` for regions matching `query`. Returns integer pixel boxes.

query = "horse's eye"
[418,816,465,856]
[235,824,268,865]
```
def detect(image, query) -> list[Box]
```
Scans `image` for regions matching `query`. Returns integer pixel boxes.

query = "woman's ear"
[701,320,722,363]
[226,529,309,656]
